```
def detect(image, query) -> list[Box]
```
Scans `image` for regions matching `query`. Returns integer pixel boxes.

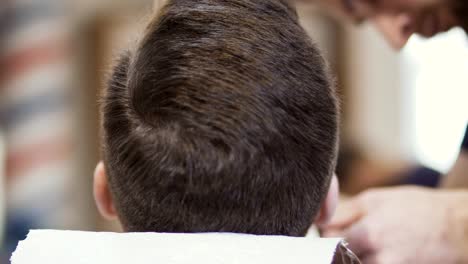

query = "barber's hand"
[322,187,468,264]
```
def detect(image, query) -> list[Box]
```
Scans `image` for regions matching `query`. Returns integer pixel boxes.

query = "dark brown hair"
[101,0,338,236]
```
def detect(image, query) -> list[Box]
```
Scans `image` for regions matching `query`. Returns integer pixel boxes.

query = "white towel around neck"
[11,230,344,264]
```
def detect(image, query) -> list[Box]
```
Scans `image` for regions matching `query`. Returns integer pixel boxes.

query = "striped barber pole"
[0,131,5,250]
[1,0,79,260]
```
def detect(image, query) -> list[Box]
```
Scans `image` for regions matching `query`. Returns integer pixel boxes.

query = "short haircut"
[101,0,339,236]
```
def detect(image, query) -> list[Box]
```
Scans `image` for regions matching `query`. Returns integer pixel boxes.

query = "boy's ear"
[93,162,118,220]
[315,174,339,228]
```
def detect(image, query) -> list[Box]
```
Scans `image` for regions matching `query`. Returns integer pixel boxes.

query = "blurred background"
[1,0,467,262]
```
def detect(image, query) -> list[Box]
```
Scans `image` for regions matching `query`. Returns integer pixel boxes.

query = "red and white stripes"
[2,0,79,249]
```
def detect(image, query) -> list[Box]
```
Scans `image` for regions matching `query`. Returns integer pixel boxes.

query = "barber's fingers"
[322,198,364,231]
[323,217,379,261]
[359,255,381,264]
[359,252,396,264]
[343,219,378,256]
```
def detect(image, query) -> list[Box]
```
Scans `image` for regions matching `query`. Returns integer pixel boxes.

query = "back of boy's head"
[101,0,339,236]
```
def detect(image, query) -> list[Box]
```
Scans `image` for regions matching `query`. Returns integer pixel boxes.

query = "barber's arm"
[441,125,468,188]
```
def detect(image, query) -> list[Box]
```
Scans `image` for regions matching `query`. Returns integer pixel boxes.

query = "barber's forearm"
[441,151,468,189]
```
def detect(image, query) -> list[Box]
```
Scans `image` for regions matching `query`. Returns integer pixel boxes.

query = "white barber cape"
[11,230,358,264]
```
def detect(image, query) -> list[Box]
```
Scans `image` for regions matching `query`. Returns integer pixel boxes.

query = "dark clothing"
[401,167,441,188]
[462,124,468,151]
